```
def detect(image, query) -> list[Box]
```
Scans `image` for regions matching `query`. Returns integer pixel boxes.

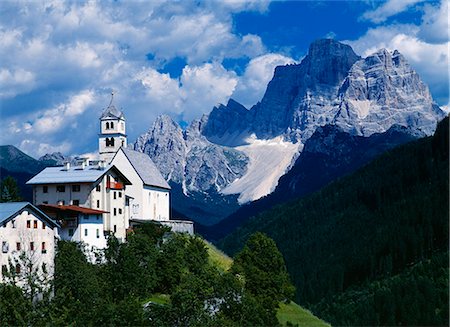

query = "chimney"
[63,162,70,171]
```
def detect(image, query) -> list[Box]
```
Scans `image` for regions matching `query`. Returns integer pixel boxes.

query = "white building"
[25,93,193,248]
[111,148,170,221]
[0,202,59,284]
[26,163,132,241]
[39,204,108,250]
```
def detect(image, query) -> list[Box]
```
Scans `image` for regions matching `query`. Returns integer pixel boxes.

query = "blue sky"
[0,0,448,158]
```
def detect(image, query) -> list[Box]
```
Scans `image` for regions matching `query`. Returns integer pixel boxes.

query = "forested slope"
[220,117,449,325]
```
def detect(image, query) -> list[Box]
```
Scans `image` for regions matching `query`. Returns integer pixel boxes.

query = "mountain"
[134,39,445,224]
[204,39,443,143]
[219,117,449,325]
[134,115,247,225]
[38,152,69,166]
[0,145,50,201]
[201,123,421,240]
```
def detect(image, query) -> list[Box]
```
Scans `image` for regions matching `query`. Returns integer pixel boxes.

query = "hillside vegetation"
[220,117,449,325]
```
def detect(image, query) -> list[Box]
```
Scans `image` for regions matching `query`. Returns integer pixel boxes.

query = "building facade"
[39,204,108,250]
[0,202,59,284]
[27,163,131,241]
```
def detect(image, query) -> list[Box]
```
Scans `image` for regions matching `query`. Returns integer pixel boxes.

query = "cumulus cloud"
[348,0,449,106]
[232,53,296,108]
[418,1,449,44]
[362,0,424,23]
[0,0,273,156]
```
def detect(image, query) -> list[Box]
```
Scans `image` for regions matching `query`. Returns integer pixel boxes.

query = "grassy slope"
[204,240,330,326]
[277,302,330,327]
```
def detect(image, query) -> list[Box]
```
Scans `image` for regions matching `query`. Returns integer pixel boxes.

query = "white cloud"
[362,0,424,23]
[0,0,273,156]
[19,140,72,158]
[418,1,449,43]
[232,53,296,108]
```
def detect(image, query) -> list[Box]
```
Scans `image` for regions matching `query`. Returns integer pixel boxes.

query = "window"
[16,242,21,251]
[30,242,34,251]
[96,229,100,239]
[2,241,8,253]
[106,137,115,147]
[113,208,117,216]
[72,200,80,206]
[118,208,122,215]
[84,229,88,236]
[15,264,20,274]
[83,214,88,220]
[26,220,31,228]
[41,242,46,254]
[72,185,80,192]
[12,220,16,228]
[57,200,65,205]
[43,201,48,204]
[42,222,46,229]
[68,229,74,236]
[113,225,117,233]
[106,122,110,129]
[113,191,116,199]
[43,185,48,193]
[56,185,65,192]
[33,221,38,229]
[97,200,100,208]
[111,122,114,129]
[1,265,7,275]
[96,185,101,192]
[119,192,122,198]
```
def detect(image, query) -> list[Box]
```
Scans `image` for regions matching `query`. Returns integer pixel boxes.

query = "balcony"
[107,181,124,190]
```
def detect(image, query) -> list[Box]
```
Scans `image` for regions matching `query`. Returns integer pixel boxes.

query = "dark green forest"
[0,225,294,326]
[220,117,449,325]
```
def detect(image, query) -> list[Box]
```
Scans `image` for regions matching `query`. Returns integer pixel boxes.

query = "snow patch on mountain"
[221,135,302,204]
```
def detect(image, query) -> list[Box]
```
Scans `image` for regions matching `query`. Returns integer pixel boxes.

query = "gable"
[115,148,170,190]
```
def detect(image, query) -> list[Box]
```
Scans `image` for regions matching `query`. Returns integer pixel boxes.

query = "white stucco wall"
[111,150,170,221]
[0,209,57,283]
[34,183,92,207]
[59,213,107,249]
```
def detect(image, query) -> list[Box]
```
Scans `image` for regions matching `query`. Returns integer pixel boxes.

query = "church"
[27,94,193,248]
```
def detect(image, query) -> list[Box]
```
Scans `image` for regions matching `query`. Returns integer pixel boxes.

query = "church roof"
[101,92,124,119]
[0,202,59,227]
[26,164,131,185]
[101,104,123,119]
[120,148,171,190]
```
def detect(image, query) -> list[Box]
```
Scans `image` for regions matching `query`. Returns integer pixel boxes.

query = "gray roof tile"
[121,148,170,189]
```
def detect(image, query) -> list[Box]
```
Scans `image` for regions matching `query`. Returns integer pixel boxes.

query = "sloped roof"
[39,204,108,215]
[121,148,170,190]
[26,164,131,185]
[0,202,59,227]
[101,104,123,119]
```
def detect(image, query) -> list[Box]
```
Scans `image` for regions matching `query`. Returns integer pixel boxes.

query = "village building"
[26,93,193,251]
[26,162,132,242]
[38,204,108,250]
[0,202,59,283]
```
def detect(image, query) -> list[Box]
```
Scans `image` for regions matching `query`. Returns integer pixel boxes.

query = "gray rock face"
[202,39,444,144]
[134,115,248,194]
[334,49,444,136]
[38,152,70,166]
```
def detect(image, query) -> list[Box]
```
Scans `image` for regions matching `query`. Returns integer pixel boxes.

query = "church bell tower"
[99,92,127,163]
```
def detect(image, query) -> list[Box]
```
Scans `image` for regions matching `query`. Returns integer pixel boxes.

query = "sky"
[0,0,448,158]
